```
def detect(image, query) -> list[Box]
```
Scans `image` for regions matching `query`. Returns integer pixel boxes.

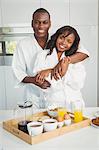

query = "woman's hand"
[51,57,71,80]
[35,69,52,84]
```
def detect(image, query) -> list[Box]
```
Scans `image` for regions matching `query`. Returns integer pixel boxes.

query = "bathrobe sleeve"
[77,43,90,57]
[12,42,28,86]
[64,63,86,90]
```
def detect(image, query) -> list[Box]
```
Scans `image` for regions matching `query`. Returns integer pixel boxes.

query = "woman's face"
[56,32,75,52]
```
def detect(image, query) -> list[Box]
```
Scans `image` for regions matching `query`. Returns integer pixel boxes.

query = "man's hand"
[51,57,70,80]
[22,76,51,89]
[35,79,51,89]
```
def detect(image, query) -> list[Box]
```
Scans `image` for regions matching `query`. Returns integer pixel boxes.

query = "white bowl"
[64,119,71,126]
[42,118,57,132]
[27,121,43,136]
[47,110,58,118]
[57,121,64,128]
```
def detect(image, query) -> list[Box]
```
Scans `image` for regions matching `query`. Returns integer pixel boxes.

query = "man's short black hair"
[33,8,50,19]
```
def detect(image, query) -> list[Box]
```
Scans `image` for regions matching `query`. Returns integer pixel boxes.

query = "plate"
[91,118,99,129]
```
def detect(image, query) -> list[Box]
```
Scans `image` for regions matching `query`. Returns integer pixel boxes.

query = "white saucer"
[94,111,99,117]
[91,122,99,129]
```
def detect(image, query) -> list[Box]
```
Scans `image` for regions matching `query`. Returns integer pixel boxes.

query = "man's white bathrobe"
[33,48,86,110]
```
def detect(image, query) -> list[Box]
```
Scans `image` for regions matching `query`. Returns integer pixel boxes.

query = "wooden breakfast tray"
[3,111,90,144]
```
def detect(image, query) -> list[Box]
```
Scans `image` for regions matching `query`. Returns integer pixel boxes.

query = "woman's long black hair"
[46,26,80,56]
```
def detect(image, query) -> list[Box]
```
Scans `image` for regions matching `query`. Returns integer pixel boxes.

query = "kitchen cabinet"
[0,0,2,27]
[0,65,25,109]
[41,0,70,33]
[0,0,70,29]
[0,66,6,109]
[4,66,25,109]
[1,0,40,27]
[70,0,98,26]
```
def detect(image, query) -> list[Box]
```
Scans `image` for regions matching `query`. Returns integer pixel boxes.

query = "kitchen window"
[0,40,17,55]
[5,41,17,55]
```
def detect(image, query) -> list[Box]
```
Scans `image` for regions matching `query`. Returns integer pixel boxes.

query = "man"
[12,8,89,106]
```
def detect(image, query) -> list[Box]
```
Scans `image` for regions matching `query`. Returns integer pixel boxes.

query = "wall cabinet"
[0,0,2,27]
[40,0,69,33]
[0,0,70,30]
[70,0,98,26]
[1,0,40,27]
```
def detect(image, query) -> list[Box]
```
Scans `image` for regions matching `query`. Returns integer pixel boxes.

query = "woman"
[33,26,86,110]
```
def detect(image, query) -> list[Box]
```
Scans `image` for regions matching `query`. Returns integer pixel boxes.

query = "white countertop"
[0,107,99,150]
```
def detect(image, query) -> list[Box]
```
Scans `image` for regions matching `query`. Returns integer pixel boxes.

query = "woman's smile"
[58,43,67,51]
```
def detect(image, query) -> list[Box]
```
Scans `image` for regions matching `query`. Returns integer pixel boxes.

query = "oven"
[0,27,32,66]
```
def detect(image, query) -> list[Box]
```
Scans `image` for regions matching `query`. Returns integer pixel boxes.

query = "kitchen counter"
[0,107,99,150]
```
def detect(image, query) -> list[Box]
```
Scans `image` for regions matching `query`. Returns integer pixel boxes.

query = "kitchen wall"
[0,0,98,109]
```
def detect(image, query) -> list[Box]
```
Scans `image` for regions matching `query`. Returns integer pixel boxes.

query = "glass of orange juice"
[72,101,83,123]
[58,107,67,119]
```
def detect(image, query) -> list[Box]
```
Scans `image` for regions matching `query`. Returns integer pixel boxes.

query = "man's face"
[32,12,51,38]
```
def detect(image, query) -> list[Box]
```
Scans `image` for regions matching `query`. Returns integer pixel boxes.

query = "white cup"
[27,121,43,136]
[64,119,71,126]
[42,118,57,132]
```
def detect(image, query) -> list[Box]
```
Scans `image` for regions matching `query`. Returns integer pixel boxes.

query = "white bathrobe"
[33,48,86,110]
[12,35,44,107]
[12,34,89,109]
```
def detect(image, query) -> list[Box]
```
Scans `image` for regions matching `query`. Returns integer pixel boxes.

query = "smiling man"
[12,8,89,108]
[32,9,51,49]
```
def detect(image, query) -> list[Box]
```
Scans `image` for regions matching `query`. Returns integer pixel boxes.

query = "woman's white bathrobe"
[33,48,86,110]
[12,33,89,109]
